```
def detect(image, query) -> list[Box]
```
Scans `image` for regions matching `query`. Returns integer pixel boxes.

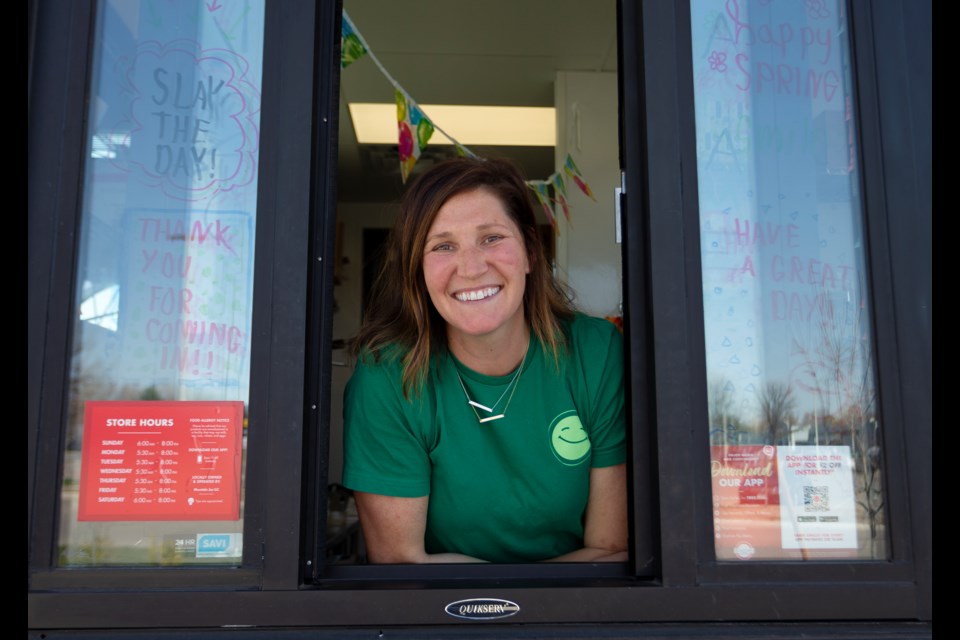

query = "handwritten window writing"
[690,0,887,561]
[122,210,252,382]
[113,39,261,203]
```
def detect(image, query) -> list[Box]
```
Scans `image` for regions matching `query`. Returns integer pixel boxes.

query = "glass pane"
[689,0,888,560]
[59,0,265,566]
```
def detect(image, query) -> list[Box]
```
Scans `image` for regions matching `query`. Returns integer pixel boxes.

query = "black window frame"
[28,0,931,633]
[304,0,655,587]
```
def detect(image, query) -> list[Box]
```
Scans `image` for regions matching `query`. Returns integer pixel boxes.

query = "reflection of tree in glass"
[789,280,884,555]
[66,355,128,452]
[708,376,746,445]
[65,335,174,453]
[790,282,877,438]
[59,531,111,566]
[758,381,795,445]
[139,385,163,400]
[858,440,884,555]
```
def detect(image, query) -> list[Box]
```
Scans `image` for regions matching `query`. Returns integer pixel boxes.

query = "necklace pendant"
[468,399,494,413]
[455,350,527,425]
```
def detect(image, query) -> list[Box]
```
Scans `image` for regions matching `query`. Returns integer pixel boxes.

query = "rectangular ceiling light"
[348,103,556,146]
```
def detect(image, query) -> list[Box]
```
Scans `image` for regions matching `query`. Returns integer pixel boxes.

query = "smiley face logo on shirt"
[548,410,591,465]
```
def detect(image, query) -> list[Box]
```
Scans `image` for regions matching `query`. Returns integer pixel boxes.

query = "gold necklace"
[455,350,527,424]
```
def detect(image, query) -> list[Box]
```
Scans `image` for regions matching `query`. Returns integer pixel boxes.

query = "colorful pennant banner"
[562,154,597,201]
[551,171,571,223]
[340,9,596,224]
[396,90,435,183]
[530,182,556,228]
[340,12,368,69]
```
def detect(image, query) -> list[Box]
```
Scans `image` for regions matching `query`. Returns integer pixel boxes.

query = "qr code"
[803,486,829,512]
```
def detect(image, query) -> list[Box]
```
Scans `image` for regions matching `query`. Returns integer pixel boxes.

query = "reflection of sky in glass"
[73,0,265,403]
[691,0,876,433]
[79,283,119,331]
[90,133,130,160]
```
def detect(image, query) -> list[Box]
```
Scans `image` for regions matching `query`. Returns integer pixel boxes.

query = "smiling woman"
[422,188,531,372]
[341,157,628,563]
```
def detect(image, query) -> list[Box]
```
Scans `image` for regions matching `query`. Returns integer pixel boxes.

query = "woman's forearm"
[421,552,488,563]
[542,547,628,562]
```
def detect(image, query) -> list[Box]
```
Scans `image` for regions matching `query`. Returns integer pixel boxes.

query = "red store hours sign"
[78,401,243,521]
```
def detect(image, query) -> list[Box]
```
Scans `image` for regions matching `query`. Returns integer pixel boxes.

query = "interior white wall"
[332,202,399,342]
[328,201,398,484]
[554,71,622,319]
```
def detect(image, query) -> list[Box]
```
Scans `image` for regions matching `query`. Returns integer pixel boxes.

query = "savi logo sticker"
[196,533,242,558]
[444,598,520,620]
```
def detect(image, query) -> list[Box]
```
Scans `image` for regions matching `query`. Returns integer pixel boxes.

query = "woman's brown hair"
[351,156,575,397]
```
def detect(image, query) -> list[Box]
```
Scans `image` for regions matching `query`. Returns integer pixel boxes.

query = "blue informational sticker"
[196,533,242,558]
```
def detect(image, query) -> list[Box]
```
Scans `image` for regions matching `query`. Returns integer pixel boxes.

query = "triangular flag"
[396,90,434,183]
[529,182,556,230]
[562,154,597,201]
[340,12,368,69]
[550,173,571,223]
[453,141,480,159]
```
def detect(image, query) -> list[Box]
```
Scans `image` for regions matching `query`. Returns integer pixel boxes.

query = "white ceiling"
[336,0,618,202]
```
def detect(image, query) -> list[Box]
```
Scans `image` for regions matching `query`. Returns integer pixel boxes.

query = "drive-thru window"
[28,1,931,637]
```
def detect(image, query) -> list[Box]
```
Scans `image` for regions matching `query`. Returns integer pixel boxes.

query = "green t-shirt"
[342,313,626,563]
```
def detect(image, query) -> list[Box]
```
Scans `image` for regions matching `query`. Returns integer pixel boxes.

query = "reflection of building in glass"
[79,282,119,331]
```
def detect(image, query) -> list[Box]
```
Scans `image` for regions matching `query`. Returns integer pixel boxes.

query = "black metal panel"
[670,0,717,576]
[618,0,660,579]
[29,567,262,592]
[629,0,701,587]
[303,0,344,583]
[841,0,912,584]
[24,621,935,640]
[28,0,95,574]
[852,0,931,619]
[28,582,922,629]
[242,0,321,589]
[827,0,920,588]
